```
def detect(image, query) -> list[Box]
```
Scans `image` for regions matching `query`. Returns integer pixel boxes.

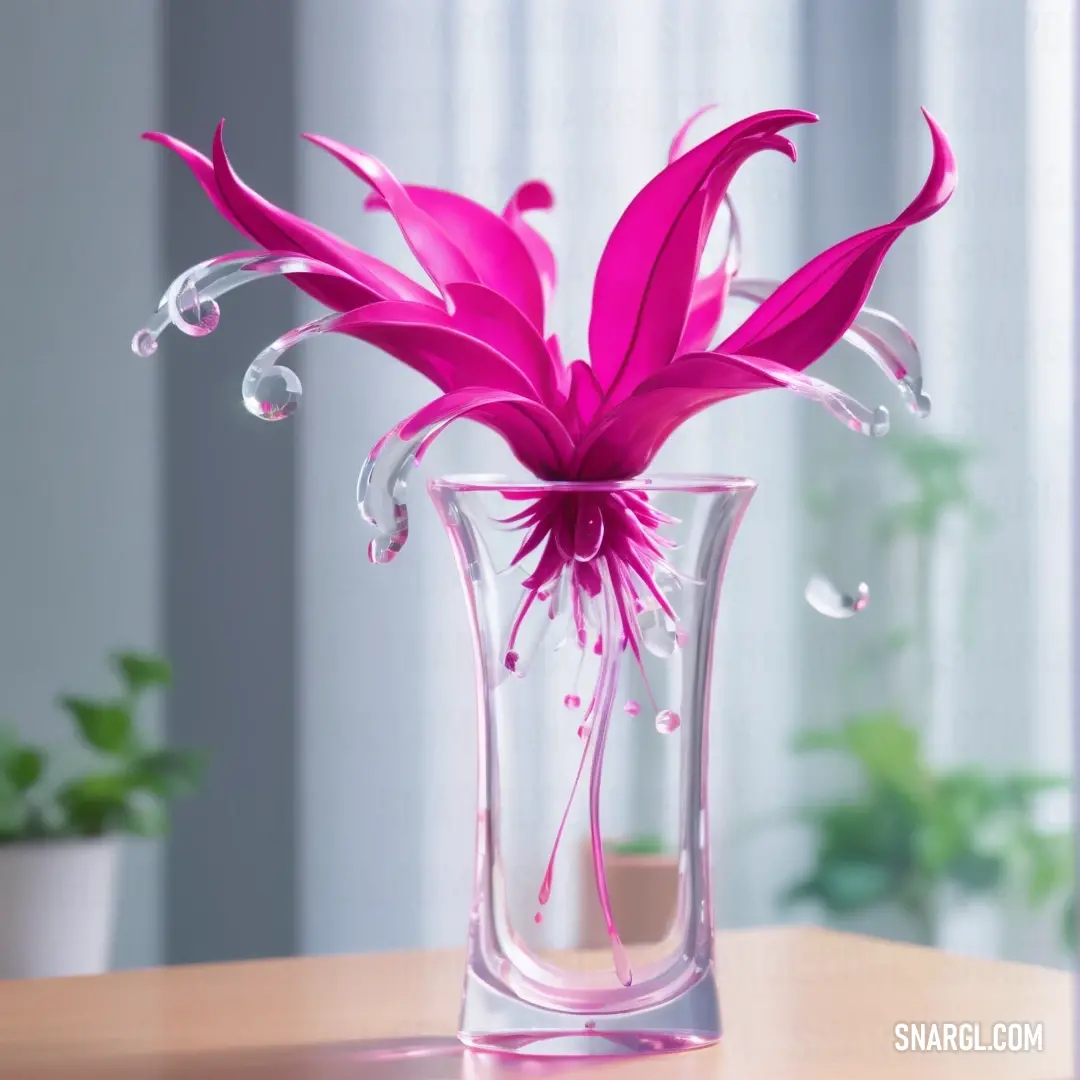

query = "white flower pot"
[0,837,120,979]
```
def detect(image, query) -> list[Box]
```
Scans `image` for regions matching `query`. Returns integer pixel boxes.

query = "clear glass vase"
[429,474,756,1057]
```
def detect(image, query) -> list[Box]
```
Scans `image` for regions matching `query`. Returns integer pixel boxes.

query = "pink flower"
[137,106,955,484]
[135,104,955,689]
[135,111,954,982]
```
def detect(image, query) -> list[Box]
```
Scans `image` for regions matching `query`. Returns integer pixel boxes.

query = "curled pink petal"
[503,180,558,320]
[668,105,718,163]
[302,133,478,303]
[212,125,438,307]
[588,109,815,401]
[398,386,575,469]
[719,109,956,370]
[366,184,547,332]
[331,302,542,398]
[443,283,560,403]
[573,351,890,479]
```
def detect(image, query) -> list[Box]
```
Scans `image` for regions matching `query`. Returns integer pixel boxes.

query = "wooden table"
[0,927,1071,1079]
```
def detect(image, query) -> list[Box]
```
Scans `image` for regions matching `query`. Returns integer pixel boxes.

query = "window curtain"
[295,0,1073,965]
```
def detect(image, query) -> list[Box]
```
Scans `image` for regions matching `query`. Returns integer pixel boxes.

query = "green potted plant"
[578,834,679,949]
[782,712,1071,949]
[0,652,203,978]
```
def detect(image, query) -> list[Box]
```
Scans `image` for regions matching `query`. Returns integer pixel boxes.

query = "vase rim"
[428,472,757,494]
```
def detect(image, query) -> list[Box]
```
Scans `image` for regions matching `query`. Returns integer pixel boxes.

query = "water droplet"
[171,275,220,337]
[804,574,869,619]
[242,366,302,422]
[564,693,581,710]
[131,329,158,357]
[504,650,520,673]
[534,911,543,924]
[655,709,681,734]
[573,498,605,562]
[640,609,677,658]
[624,700,640,717]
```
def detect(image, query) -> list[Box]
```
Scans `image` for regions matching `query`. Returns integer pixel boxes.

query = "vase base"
[458,964,721,1058]
[459,1029,718,1057]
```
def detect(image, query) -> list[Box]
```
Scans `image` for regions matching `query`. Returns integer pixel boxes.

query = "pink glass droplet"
[534,911,543,924]
[610,932,633,986]
[624,700,641,717]
[593,636,603,655]
[564,693,581,710]
[504,650,519,673]
[655,709,681,734]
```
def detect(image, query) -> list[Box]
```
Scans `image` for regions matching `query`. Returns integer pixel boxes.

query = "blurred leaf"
[113,652,172,695]
[129,749,205,799]
[56,773,134,836]
[59,697,134,756]
[1020,831,1073,907]
[119,800,168,838]
[945,851,1003,894]
[816,861,893,913]
[798,714,928,804]
[4,747,43,793]
[0,786,25,839]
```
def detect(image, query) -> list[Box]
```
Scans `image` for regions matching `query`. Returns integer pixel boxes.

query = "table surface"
[0,927,1071,1079]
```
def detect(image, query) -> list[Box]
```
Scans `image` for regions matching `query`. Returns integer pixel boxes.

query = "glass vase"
[429,474,756,1057]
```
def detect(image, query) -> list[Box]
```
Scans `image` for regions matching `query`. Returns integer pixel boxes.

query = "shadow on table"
[2,1036,612,1079]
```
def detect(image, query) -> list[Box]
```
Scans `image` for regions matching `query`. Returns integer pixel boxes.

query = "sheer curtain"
[294,0,1073,963]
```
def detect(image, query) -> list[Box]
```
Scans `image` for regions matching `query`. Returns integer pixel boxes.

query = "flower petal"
[398,387,575,475]
[208,124,438,308]
[588,109,815,400]
[668,105,719,163]
[676,194,743,354]
[142,131,245,232]
[718,109,956,370]
[145,131,397,313]
[332,301,542,398]
[443,282,560,403]
[564,359,605,432]
[573,351,888,479]
[363,184,546,331]
[729,277,932,416]
[301,133,479,303]
[503,180,558,321]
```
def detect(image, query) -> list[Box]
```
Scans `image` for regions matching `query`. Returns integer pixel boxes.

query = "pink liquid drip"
[675,626,690,648]
[504,650,519,673]
[610,933,633,986]
[534,911,543,924]
[564,693,581,710]
[624,699,641,717]
[538,691,600,911]
[586,569,633,987]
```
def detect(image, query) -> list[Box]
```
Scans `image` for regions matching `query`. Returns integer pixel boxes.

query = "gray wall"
[160,0,300,966]
[0,0,163,969]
